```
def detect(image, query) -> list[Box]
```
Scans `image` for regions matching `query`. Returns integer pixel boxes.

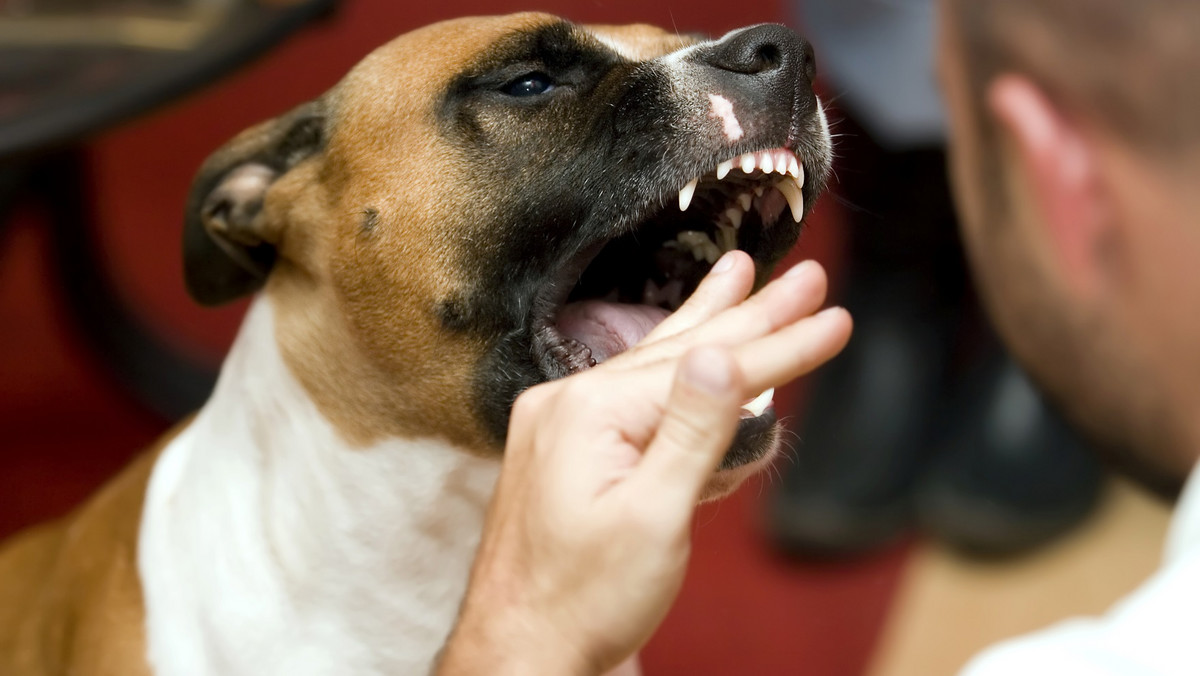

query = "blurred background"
[0,0,1171,674]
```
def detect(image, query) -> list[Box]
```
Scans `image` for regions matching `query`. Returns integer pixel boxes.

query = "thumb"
[631,346,744,511]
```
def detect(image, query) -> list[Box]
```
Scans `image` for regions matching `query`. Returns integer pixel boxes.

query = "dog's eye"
[502,72,556,97]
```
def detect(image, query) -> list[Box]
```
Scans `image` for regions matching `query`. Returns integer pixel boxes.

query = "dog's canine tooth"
[724,207,744,229]
[716,159,733,179]
[738,192,753,211]
[679,177,699,211]
[742,387,774,417]
[776,178,805,223]
[739,153,756,174]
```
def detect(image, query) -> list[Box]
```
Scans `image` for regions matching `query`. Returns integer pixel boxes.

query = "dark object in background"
[0,0,336,420]
[916,354,1104,556]
[766,112,1104,559]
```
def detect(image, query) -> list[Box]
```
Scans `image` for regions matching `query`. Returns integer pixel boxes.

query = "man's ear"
[987,75,1109,296]
[183,99,326,306]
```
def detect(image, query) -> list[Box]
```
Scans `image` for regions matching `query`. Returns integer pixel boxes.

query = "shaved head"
[952,0,1200,159]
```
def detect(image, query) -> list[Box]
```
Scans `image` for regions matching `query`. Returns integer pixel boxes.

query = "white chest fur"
[138,297,500,675]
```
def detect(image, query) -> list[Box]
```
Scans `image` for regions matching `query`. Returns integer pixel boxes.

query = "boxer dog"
[0,13,831,675]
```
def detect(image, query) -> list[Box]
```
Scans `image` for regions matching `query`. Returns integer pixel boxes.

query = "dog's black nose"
[700,24,816,85]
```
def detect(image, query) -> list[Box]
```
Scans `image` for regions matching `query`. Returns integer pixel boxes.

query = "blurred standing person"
[768,0,1103,557]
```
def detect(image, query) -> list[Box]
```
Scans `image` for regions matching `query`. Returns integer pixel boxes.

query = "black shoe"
[766,275,948,557]
[915,354,1104,557]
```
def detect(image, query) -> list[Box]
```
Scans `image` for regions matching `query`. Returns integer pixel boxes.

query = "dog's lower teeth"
[742,387,774,417]
[724,207,744,229]
[676,230,721,262]
[716,223,738,253]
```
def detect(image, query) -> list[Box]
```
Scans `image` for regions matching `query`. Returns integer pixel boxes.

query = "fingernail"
[680,347,734,395]
[816,305,845,319]
[711,252,736,275]
[783,259,818,279]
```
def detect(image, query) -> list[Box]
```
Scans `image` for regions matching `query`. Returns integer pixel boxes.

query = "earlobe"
[987,75,1107,296]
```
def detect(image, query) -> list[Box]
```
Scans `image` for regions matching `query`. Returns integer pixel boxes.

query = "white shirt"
[962,464,1200,675]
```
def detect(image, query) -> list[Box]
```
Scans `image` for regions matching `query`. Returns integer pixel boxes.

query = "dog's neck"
[137,296,500,675]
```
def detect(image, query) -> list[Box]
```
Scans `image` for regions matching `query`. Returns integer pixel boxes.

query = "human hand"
[437,251,851,675]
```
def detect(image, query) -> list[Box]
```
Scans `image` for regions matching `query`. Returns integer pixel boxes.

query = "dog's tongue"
[556,301,671,364]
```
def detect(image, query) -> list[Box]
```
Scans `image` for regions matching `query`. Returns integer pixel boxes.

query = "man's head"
[938,0,1200,495]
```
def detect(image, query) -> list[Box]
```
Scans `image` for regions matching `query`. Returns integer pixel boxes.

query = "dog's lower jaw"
[138,296,500,676]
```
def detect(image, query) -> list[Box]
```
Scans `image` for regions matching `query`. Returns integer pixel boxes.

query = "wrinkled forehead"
[583,23,700,60]
[333,13,694,110]
[323,13,696,186]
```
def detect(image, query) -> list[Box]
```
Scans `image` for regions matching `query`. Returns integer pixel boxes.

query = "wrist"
[437,593,597,676]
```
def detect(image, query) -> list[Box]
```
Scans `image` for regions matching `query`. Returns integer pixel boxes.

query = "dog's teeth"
[774,152,789,175]
[787,156,802,181]
[724,207,743,229]
[679,177,699,211]
[738,192,753,211]
[759,152,774,174]
[677,230,722,263]
[776,178,805,223]
[643,279,662,305]
[739,153,756,174]
[716,160,733,180]
[716,223,738,253]
[742,387,774,417]
[754,186,765,197]
[663,279,685,310]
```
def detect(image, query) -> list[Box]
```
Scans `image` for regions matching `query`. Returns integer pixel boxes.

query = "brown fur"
[0,422,187,676]
[260,14,702,450]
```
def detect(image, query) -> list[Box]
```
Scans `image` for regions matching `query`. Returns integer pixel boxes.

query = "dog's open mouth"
[530,147,809,423]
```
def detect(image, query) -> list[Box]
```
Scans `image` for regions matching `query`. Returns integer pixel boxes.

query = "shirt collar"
[1165,461,1200,564]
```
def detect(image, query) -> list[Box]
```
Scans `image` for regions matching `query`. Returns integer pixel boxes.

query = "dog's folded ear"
[183,99,326,306]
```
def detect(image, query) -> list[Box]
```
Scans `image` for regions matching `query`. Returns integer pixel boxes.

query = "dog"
[0,13,831,675]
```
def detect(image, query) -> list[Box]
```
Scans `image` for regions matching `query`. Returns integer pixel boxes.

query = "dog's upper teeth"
[738,192,753,211]
[759,152,775,174]
[776,177,805,223]
[742,387,774,417]
[716,159,733,180]
[787,156,804,184]
[739,153,756,174]
[679,177,700,211]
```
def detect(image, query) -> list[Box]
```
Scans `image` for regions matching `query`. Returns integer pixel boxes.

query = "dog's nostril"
[751,44,781,73]
[702,24,811,80]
